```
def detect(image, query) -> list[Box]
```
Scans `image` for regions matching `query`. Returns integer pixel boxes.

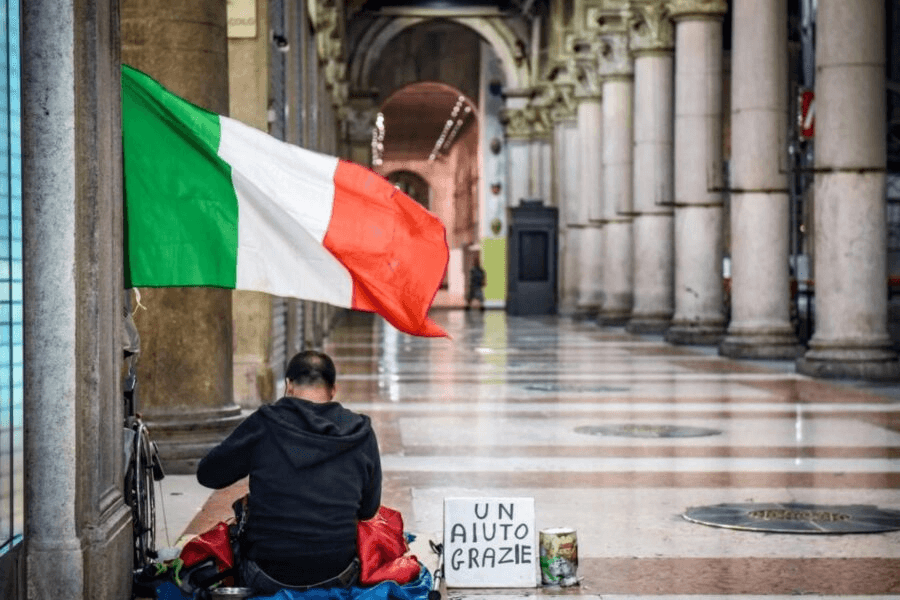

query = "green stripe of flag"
[122,65,239,288]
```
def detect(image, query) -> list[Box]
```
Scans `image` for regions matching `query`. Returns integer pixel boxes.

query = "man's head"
[284,350,337,402]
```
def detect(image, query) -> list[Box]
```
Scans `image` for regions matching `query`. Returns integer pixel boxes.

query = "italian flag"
[122,65,448,337]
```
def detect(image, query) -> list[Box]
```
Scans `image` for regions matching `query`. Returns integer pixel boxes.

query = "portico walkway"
[170,309,900,598]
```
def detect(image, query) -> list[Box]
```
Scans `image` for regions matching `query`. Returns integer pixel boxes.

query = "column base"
[796,344,900,380]
[665,320,726,346]
[573,306,600,321]
[27,540,84,599]
[720,331,804,359]
[600,310,631,327]
[626,313,672,334]
[145,405,245,474]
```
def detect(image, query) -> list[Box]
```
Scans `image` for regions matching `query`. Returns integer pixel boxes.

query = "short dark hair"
[285,350,336,389]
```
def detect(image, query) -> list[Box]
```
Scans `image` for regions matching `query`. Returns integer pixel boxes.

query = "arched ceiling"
[351,0,519,14]
[367,20,483,104]
[347,13,530,98]
[380,82,477,161]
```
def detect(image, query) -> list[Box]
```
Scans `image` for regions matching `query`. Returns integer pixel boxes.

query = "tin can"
[539,528,578,586]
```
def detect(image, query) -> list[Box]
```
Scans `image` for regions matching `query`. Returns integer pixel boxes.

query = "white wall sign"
[443,497,537,588]
[227,0,257,38]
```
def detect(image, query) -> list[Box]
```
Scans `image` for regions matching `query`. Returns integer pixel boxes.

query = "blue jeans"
[240,557,359,597]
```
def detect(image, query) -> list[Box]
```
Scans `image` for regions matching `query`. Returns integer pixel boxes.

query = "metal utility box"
[506,200,558,315]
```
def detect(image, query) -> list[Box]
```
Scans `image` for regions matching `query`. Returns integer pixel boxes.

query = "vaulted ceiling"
[379,82,476,161]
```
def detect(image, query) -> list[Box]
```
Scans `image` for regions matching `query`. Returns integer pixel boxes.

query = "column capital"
[571,53,602,99]
[528,105,554,140]
[524,87,555,139]
[550,84,578,122]
[500,107,532,140]
[345,101,379,145]
[596,32,633,79]
[528,81,557,139]
[581,1,634,79]
[545,60,588,119]
[667,0,727,21]
[630,0,675,54]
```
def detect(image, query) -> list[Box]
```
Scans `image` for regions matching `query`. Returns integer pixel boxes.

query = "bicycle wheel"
[126,423,157,568]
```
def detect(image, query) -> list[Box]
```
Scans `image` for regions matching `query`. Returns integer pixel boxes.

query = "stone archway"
[376,81,480,305]
[345,11,523,309]
[348,14,530,96]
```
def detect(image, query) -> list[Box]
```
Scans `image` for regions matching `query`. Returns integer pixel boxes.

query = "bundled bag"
[356,507,420,586]
[134,504,246,599]
[180,521,235,573]
[140,502,422,598]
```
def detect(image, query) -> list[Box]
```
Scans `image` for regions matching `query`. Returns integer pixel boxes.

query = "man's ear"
[329,385,337,401]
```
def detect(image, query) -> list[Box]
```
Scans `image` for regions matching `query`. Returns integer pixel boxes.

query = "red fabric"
[325,161,449,338]
[356,506,421,585]
[180,521,234,571]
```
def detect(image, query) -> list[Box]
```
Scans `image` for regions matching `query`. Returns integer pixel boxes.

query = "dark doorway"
[506,200,558,315]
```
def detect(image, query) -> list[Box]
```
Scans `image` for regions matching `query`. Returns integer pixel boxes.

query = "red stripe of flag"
[324,160,449,337]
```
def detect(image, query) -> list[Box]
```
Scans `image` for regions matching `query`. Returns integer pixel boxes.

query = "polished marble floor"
[184,309,900,598]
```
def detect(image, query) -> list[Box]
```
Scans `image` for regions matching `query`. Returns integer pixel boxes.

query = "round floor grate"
[575,424,722,438]
[683,502,900,533]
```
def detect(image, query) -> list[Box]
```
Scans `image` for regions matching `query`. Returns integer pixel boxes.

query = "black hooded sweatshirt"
[196,396,382,577]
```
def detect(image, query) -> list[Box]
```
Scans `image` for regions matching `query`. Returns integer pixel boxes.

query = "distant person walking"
[466,258,486,311]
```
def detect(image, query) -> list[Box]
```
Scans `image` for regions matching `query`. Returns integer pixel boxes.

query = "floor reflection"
[326,310,900,597]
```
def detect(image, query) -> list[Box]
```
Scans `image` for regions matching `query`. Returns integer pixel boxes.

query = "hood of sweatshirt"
[256,396,373,470]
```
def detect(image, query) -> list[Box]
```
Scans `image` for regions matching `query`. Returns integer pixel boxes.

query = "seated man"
[197,350,382,595]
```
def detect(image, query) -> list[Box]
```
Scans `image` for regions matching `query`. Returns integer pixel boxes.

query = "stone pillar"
[576,86,604,315]
[665,0,728,345]
[526,101,551,200]
[599,32,635,326]
[23,6,84,598]
[502,92,532,206]
[720,0,802,358]
[627,1,676,334]
[528,136,551,201]
[797,0,900,378]
[122,0,242,473]
[544,139,554,201]
[23,1,131,598]
[551,83,582,315]
[346,100,379,167]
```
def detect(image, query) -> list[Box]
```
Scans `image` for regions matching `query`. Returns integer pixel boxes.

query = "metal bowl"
[209,587,255,600]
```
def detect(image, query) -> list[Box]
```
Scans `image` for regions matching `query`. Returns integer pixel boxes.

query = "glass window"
[0,0,22,556]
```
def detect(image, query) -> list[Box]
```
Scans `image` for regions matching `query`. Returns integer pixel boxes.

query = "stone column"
[665,0,727,345]
[551,83,582,315]
[23,5,84,597]
[346,100,379,167]
[575,81,604,316]
[599,32,635,325]
[527,113,553,201]
[24,1,131,598]
[502,92,532,206]
[720,0,802,358]
[122,0,242,473]
[627,1,676,334]
[797,0,899,378]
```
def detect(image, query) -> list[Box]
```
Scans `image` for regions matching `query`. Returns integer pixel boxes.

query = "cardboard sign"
[443,497,537,588]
